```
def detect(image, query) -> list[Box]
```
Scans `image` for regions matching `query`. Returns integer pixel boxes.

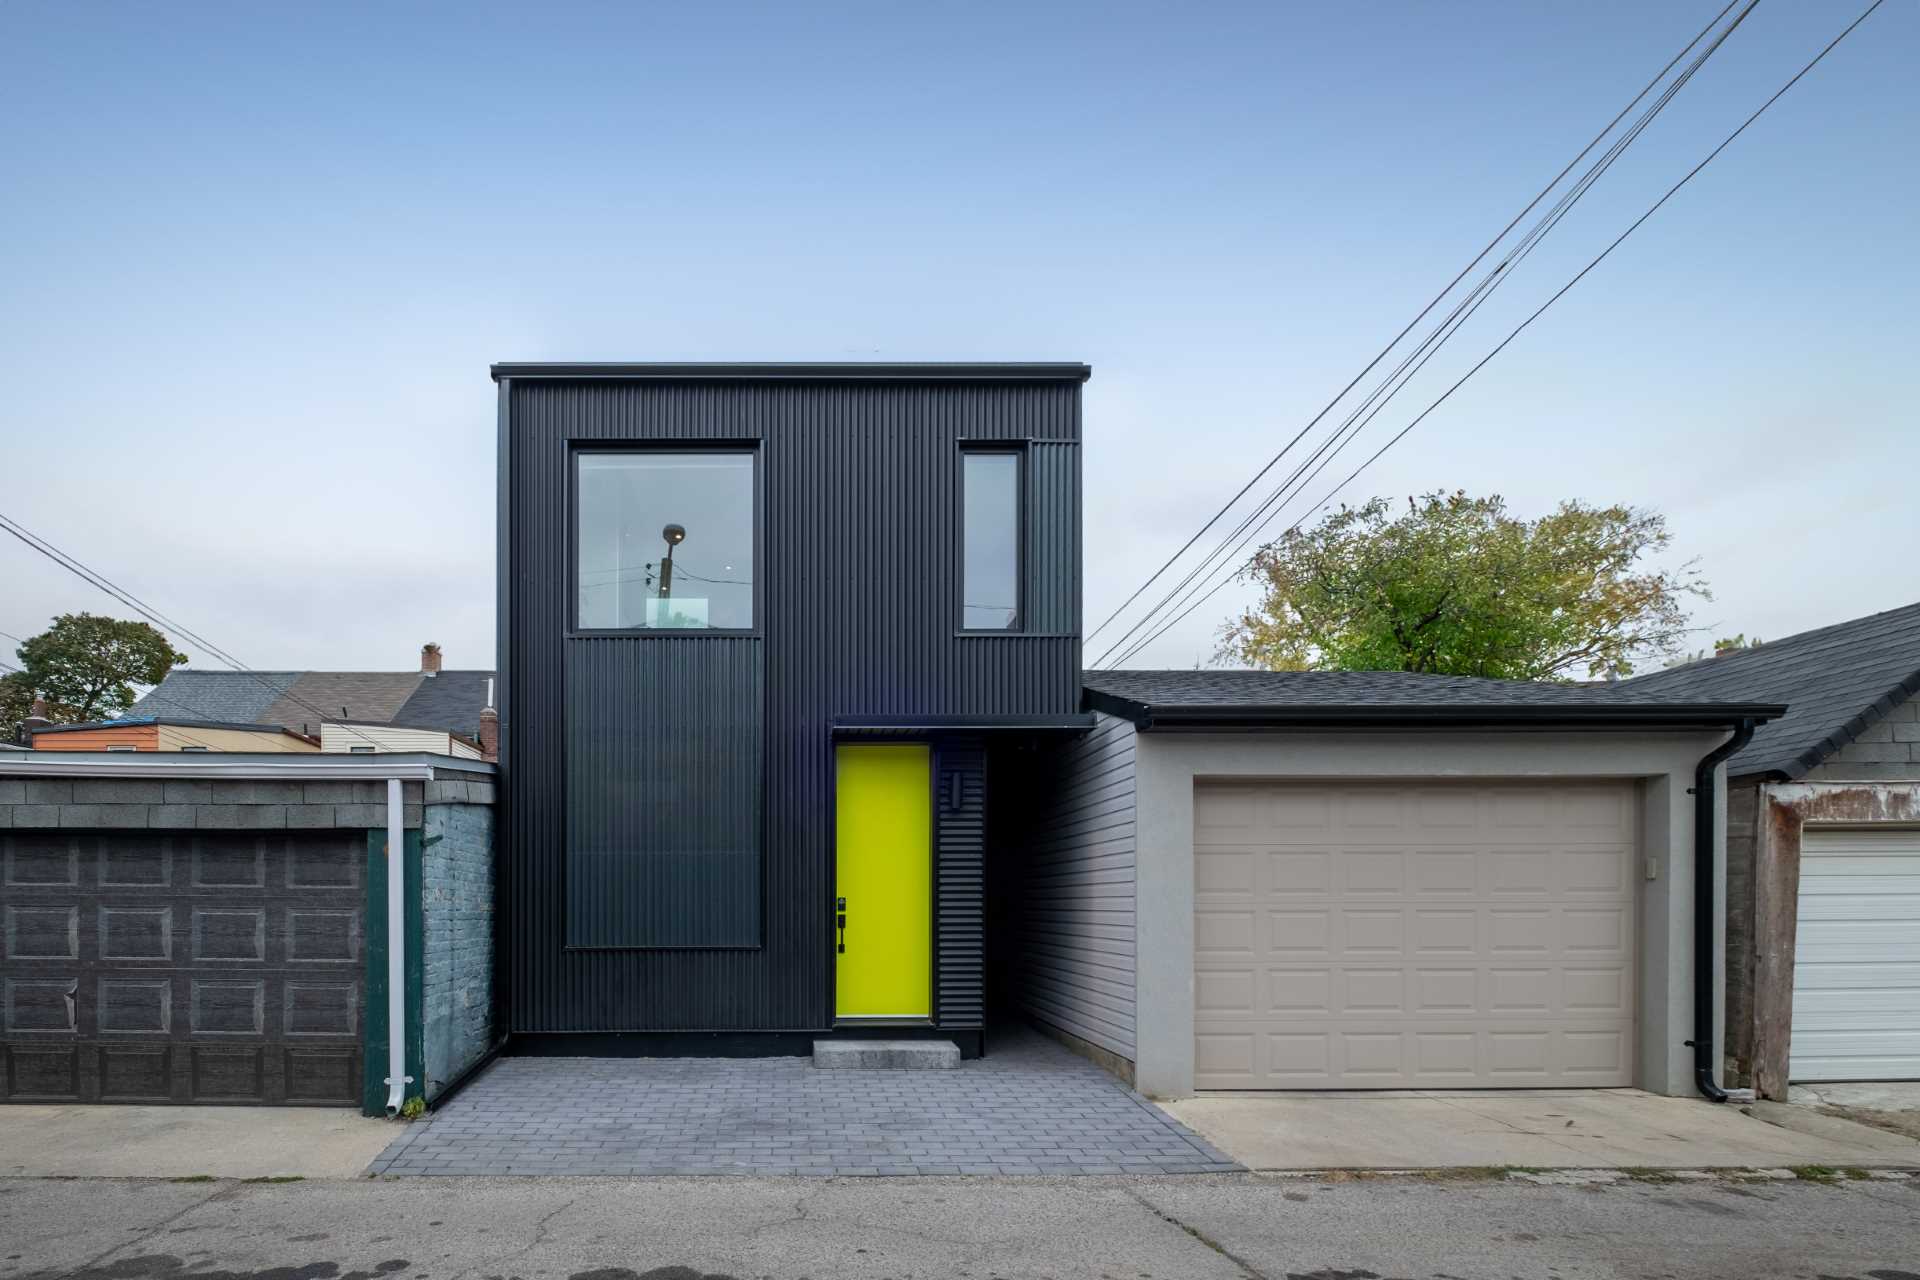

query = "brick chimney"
[20,698,53,746]
[478,705,499,762]
[420,642,443,675]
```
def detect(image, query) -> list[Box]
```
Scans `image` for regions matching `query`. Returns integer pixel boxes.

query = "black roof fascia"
[1084,688,1787,732]
[30,718,305,736]
[490,362,1092,383]
[831,713,1096,736]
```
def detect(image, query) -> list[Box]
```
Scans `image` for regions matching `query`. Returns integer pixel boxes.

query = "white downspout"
[384,776,413,1116]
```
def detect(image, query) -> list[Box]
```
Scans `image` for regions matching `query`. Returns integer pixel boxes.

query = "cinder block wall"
[0,777,423,829]
[421,775,495,1099]
[1804,690,1920,780]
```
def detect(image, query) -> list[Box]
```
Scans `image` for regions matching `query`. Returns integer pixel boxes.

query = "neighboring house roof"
[264,672,423,735]
[129,670,300,724]
[390,670,494,738]
[1082,669,1784,731]
[1622,601,1920,780]
[132,667,494,737]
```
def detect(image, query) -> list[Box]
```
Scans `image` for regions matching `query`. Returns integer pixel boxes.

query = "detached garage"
[1001,670,1781,1099]
[1621,601,1920,1098]
[0,752,498,1113]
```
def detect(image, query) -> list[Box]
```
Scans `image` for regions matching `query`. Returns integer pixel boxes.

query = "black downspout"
[1692,717,1757,1102]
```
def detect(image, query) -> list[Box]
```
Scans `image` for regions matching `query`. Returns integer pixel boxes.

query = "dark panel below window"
[565,636,764,948]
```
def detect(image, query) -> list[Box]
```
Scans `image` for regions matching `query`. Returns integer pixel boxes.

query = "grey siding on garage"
[501,376,1082,1033]
[1010,713,1137,1062]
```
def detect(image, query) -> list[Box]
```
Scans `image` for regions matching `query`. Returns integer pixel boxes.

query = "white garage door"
[1791,827,1920,1082]
[1194,781,1638,1089]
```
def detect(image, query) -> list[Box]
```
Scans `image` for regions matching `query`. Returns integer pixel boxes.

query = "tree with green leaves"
[1217,491,1707,681]
[3,613,188,724]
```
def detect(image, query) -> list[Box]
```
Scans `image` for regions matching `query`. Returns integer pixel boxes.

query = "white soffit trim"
[0,751,493,781]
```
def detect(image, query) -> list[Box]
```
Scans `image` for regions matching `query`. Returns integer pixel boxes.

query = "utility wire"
[0,657,242,752]
[1085,0,1744,647]
[1104,0,1886,668]
[0,511,391,752]
[1094,1,1759,666]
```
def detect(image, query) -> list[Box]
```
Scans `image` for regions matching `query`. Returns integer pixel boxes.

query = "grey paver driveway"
[370,1026,1240,1176]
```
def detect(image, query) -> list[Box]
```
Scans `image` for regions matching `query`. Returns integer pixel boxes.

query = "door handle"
[836,896,847,954]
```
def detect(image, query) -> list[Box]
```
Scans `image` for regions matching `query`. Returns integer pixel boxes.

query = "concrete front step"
[813,1039,961,1070]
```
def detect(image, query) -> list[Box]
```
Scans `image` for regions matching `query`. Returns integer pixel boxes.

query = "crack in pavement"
[45,1181,240,1280]
[1121,1185,1272,1280]
[448,1195,578,1280]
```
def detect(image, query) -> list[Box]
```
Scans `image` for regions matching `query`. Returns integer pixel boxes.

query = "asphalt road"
[2,1173,1917,1280]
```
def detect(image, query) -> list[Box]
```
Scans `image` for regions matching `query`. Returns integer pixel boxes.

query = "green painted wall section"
[363,827,426,1116]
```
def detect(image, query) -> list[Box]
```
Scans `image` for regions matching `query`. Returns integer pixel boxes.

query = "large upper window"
[576,452,755,631]
[962,450,1021,631]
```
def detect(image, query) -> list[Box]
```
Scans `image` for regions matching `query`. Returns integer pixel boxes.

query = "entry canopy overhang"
[831,713,1096,737]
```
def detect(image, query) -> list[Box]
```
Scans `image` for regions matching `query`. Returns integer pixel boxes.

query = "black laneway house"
[495,363,1093,1053]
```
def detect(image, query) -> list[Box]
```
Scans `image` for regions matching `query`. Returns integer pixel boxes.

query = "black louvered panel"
[935,741,987,1030]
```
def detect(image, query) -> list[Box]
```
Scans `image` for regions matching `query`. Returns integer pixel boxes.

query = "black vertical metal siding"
[565,638,762,948]
[934,740,986,1029]
[503,377,1082,1033]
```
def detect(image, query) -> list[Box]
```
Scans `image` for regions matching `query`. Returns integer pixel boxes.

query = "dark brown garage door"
[2,829,364,1105]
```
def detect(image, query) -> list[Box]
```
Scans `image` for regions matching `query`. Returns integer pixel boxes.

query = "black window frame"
[568,442,764,639]
[957,444,1026,634]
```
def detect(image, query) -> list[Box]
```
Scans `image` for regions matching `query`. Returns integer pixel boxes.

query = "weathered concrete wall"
[1722,780,1762,1087]
[421,776,496,1100]
[1803,689,1920,781]
[0,777,423,829]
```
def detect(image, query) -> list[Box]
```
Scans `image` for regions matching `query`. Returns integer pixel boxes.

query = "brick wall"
[1803,688,1920,781]
[421,775,495,1100]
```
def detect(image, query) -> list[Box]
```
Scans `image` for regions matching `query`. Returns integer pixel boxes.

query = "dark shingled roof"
[391,670,494,739]
[130,671,300,724]
[1083,668,1782,730]
[130,667,496,739]
[1622,601,1920,780]
[264,672,422,735]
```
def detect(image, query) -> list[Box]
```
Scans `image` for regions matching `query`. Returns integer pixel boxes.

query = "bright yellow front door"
[834,744,932,1020]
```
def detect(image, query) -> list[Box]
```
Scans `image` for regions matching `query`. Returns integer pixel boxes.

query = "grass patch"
[1789,1165,1840,1182]
[169,1175,218,1183]
[243,1175,305,1184]
[1620,1168,1683,1183]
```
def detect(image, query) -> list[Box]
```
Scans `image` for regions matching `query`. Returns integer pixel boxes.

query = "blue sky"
[1,1,1913,673]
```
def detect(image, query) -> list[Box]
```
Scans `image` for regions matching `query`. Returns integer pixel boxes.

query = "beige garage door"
[1194,781,1637,1089]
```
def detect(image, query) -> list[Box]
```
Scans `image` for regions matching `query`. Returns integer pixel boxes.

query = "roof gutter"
[1692,716,1758,1103]
[0,752,489,780]
[1086,692,1788,732]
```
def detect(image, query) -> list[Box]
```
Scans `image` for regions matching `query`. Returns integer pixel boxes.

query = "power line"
[0,658,241,752]
[1085,0,1744,648]
[1093,0,1759,667]
[0,511,391,752]
[1103,0,1887,669]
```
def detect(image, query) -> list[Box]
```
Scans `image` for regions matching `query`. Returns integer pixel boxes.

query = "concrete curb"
[1745,1100,1920,1154]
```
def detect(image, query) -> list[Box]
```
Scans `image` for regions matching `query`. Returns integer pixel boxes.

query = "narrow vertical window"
[962,451,1021,631]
